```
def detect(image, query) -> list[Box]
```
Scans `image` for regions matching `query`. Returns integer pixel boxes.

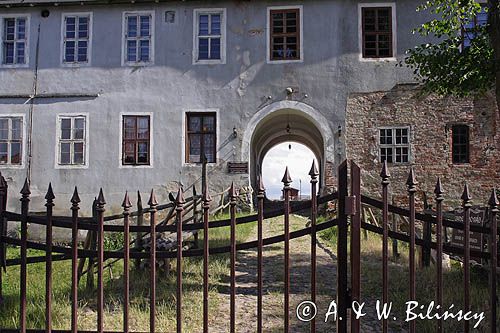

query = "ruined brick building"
[0,0,497,213]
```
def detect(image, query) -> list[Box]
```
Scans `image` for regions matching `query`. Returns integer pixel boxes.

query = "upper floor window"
[123,12,154,65]
[360,5,394,58]
[193,9,226,64]
[62,13,92,65]
[57,115,87,166]
[122,115,150,165]
[186,112,216,163]
[451,125,469,164]
[268,7,301,62]
[1,16,28,66]
[0,116,23,165]
[379,127,410,164]
[462,6,487,48]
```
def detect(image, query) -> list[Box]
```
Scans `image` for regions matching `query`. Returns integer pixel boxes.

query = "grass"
[0,212,255,332]
[320,224,500,332]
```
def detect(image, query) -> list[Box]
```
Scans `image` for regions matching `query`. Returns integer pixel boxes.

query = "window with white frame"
[2,16,28,65]
[379,127,410,164]
[193,9,225,64]
[58,116,86,165]
[124,12,153,64]
[0,116,23,165]
[62,13,91,64]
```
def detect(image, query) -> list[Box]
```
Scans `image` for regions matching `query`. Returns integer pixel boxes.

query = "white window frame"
[358,3,397,62]
[55,113,89,169]
[60,12,93,67]
[121,11,155,67]
[192,8,227,65]
[119,112,154,168]
[0,14,30,68]
[0,114,26,169]
[378,126,411,164]
[266,5,303,64]
[182,109,219,166]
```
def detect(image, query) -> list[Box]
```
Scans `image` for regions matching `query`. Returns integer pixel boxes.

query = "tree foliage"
[403,0,496,97]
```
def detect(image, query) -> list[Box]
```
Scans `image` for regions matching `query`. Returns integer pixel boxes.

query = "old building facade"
[0,0,497,213]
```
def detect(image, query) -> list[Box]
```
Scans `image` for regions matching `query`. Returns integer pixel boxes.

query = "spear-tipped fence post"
[488,189,498,333]
[282,167,292,332]
[229,182,237,333]
[406,168,417,333]
[0,172,7,306]
[70,187,80,333]
[122,191,132,333]
[461,183,472,333]
[257,176,265,333]
[434,178,444,333]
[148,189,158,333]
[96,189,106,333]
[19,178,30,333]
[45,183,55,333]
[308,161,319,333]
[381,161,391,333]
[175,187,185,333]
[135,191,143,270]
[202,184,211,333]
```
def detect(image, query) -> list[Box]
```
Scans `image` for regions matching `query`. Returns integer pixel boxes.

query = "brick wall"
[345,84,499,209]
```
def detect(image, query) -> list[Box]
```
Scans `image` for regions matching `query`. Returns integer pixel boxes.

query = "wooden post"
[135,191,143,270]
[86,198,97,291]
[0,172,7,305]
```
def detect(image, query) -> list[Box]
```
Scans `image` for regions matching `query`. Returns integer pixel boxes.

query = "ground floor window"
[122,115,150,165]
[186,112,216,163]
[379,127,410,164]
[0,116,22,165]
[451,125,469,164]
[58,115,86,166]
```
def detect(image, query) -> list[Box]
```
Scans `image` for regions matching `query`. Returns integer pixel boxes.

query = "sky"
[261,142,318,199]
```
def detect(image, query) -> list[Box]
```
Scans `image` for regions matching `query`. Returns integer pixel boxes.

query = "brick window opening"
[270,8,300,61]
[2,17,27,65]
[0,117,22,165]
[362,7,393,58]
[63,14,90,64]
[379,127,410,164]
[186,113,216,163]
[125,13,152,63]
[122,115,150,165]
[452,125,469,164]
[58,116,86,165]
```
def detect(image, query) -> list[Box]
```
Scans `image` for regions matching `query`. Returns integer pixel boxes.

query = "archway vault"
[241,100,335,193]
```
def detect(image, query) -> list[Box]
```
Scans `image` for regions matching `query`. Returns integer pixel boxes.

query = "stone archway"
[241,100,335,193]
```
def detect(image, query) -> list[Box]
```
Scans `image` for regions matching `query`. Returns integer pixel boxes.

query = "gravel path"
[209,215,405,332]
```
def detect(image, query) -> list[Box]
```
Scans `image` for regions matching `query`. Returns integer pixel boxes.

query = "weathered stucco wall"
[345,85,500,209]
[0,0,430,214]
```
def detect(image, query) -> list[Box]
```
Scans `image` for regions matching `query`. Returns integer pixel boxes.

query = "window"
[452,125,469,164]
[462,6,487,48]
[360,5,394,58]
[186,113,216,163]
[57,116,87,166]
[379,127,410,164]
[1,16,28,66]
[193,9,226,64]
[62,13,92,65]
[0,116,22,165]
[123,12,154,65]
[269,8,301,61]
[122,115,150,165]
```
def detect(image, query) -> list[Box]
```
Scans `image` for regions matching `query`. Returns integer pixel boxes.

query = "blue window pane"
[198,38,209,59]
[16,42,24,64]
[4,19,15,40]
[140,16,150,37]
[78,17,88,38]
[199,15,209,35]
[127,40,137,62]
[17,19,25,39]
[477,11,487,26]
[77,41,87,62]
[127,16,137,37]
[4,43,14,64]
[211,14,221,35]
[66,17,76,38]
[210,38,220,59]
[139,40,149,61]
[65,41,75,62]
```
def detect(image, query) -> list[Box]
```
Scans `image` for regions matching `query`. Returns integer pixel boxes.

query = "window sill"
[0,63,29,69]
[119,164,154,169]
[0,164,25,169]
[193,59,226,65]
[55,164,89,169]
[183,162,217,167]
[122,61,154,67]
[359,56,397,62]
[267,59,303,65]
[61,62,91,68]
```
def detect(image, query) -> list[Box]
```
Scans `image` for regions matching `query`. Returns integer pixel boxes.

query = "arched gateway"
[241,100,336,194]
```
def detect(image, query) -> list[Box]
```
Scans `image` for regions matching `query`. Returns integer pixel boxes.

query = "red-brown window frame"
[361,7,393,58]
[451,124,470,164]
[185,112,216,163]
[122,115,151,165]
[269,8,300,61]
